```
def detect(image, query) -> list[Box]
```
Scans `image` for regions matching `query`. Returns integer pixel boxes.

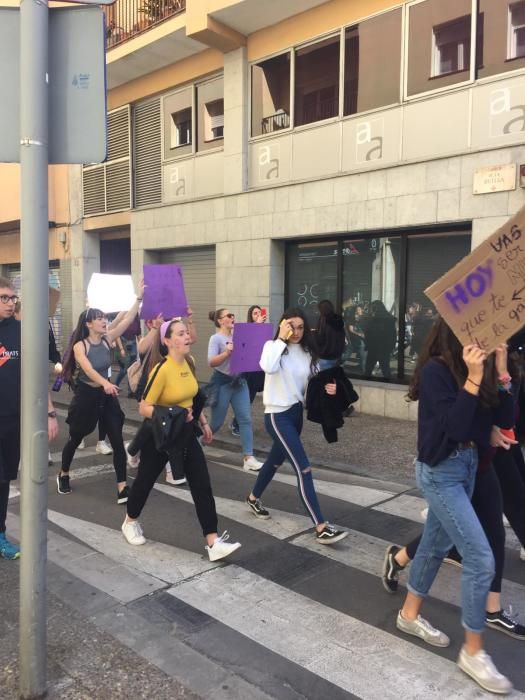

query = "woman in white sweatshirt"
[246,308,348,545]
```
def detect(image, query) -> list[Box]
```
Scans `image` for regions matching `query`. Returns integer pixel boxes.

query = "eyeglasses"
[0,295,18,304]
[220,313,235,320]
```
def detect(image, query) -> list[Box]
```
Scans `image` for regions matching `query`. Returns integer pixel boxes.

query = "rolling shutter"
[133,97,162,208]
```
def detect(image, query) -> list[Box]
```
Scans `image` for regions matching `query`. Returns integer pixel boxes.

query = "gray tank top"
[77,338,111,386]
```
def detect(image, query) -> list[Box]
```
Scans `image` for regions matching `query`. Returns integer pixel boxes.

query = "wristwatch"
[48,411,57,419]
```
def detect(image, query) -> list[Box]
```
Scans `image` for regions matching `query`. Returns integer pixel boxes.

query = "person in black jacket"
[315,299,346,371]
[363,300,396,380]
[306,366,358,442]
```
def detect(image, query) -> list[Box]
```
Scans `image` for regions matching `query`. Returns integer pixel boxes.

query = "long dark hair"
[62,308,104,386]
[147,318,180,375]
[408,316,498,407]
[247,305,261,323]
[316,299,335,333]
[274,307,319,373]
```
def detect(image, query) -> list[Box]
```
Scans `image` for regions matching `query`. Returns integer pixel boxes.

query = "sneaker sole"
[208,542,242,562]
[121,528,146,546]
[457,658,513,695]
[396,619,450,648]
[243,464,262,471]
[167,479,187,486]
[316,531,349,545]
[486,620,525,640]
[381,545,400,594]
[117,496,128,505]
[246,503,271,520]
[443,557,462,568]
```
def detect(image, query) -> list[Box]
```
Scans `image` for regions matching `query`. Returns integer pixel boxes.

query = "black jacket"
[306,366,359,443]
[315,314,346,360]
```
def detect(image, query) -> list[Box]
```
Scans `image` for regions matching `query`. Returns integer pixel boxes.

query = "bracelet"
[136,296,143,301]
[466,378,480,388]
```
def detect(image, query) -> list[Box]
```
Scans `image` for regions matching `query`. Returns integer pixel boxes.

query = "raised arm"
[106,279,145,344]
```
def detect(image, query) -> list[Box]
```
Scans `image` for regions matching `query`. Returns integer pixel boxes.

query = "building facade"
[4,0,525,415]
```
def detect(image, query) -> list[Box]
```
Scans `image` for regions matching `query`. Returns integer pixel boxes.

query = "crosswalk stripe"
[46,510,219,586]
[8,513,165,603]
[170,565,520,700]
[154,482,314,539]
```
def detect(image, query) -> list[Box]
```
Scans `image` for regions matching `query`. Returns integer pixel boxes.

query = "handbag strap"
[142,357,166,401]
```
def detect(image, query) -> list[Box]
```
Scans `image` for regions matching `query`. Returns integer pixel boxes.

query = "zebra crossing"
[7,444,525,699]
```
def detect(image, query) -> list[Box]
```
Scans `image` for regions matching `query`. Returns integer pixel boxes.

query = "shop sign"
[473,164,516,195]
[426,203,525,352]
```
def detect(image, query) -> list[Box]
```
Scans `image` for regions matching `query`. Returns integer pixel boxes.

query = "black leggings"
[493,445,525,547]
[405,465,505,594]
[127,428,218,536]
[0,481,10,533]
[62,397,127,483]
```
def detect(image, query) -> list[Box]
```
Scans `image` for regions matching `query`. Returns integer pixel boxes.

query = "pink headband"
[160,317,183,344]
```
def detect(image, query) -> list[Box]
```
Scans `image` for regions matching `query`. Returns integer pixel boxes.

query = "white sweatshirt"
[260,339,313,414]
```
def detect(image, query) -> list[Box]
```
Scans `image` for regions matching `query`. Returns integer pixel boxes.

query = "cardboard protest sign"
[49,287,60,317]
[425,204,525,352]
[230,323,274,373]
[141,264,188,320]
[87,273,136,313]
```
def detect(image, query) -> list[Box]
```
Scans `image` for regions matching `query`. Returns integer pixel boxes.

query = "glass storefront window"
[294,36,340,127]
[286,241,339,328]
[344,9,402,116]
[407,0,472,96]
[404,232,471,374]
[341,238,401,379]
[477,0,525,79]
[251,53,291,137]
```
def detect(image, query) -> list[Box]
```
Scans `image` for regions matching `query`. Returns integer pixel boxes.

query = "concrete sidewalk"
[53,382,418,487]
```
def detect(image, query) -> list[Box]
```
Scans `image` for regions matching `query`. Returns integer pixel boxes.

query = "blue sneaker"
[0,532,20,560]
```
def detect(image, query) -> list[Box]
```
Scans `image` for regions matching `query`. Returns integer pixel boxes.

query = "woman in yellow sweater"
[122,318,241,562]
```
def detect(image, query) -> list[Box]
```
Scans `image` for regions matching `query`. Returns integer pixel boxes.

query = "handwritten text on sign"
[426,206,525,352]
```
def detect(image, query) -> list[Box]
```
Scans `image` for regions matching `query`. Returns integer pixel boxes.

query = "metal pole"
[18,0,49,697]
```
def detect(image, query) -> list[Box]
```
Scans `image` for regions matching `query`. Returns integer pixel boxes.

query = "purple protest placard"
[140,264,188,320]
[230,323,274,374]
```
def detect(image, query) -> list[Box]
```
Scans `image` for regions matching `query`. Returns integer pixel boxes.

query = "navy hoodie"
[0,316,21,417]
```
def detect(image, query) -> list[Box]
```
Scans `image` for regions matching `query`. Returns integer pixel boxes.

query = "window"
[509,1,525,59]
[171,108,191,148]
[204,99,224,140]
[295,35,340,126]
[407,0,472,96]
[344,9,402,116]
[163,88,193,159]
[432,16,471,76]
[477,1,525,79]
[251,53,291,137]
[197,77,224,151]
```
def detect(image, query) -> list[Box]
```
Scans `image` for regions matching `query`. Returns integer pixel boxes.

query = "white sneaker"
[96,440,113,455]
[457,646,512,695]
[166,471,186,486]
[206,531,241,561]
[503,514,511,528]
[77,439,85,450]
[396,611,450,647]
[520,547,525,562]
[124,441,139,468]
[243,456,263,471]
[121,518,145,546]
[421,507,428,521]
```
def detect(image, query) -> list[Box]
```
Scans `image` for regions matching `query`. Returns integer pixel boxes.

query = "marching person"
[58,281,145,503]
[207,308,262,471]
[122,317,242,562]
[246,308,348,545]
[314,299,346,371]
[390,317,514,695]
[0,277,59,559]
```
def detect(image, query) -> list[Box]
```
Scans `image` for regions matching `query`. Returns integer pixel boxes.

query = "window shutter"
[133,98,162,207]
[82,167,106,217]
[210,113,224,129]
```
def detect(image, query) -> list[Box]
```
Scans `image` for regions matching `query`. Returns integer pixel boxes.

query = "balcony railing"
[104,0,185,49]
[261,111,291,134]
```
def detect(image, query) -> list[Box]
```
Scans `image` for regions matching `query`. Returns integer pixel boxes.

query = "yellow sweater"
[144,356,198,409]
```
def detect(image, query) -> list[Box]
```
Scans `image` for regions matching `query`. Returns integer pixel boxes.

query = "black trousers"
[62,384,126,483]
[0,481,10,534]
[127,425,218,536]
[405,465,505,594]
[493,444,525,548]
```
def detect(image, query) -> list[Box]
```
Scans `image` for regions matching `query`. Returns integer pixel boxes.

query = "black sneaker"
[56,473,71,495]
[246,496,270,519]
[316,523,348,545]
[443,547,462,568]
[117,485,130,505]
[382,544,405,593]
[486,608,525,640]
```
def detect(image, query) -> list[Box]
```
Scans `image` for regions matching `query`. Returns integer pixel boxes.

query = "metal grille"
[82,106,131,217]
[104,0,186,50]
[133,98,162,207]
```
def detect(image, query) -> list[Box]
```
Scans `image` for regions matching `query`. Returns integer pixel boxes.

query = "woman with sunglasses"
[208,308,262,471]
[59,281,144,503]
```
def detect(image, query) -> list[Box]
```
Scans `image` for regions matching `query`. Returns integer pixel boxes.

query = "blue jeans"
[408,449,495,633]
[209,374,254,456]
[252,403,324,525]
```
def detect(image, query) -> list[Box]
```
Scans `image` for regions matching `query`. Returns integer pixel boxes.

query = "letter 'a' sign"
[426,204,525,352]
